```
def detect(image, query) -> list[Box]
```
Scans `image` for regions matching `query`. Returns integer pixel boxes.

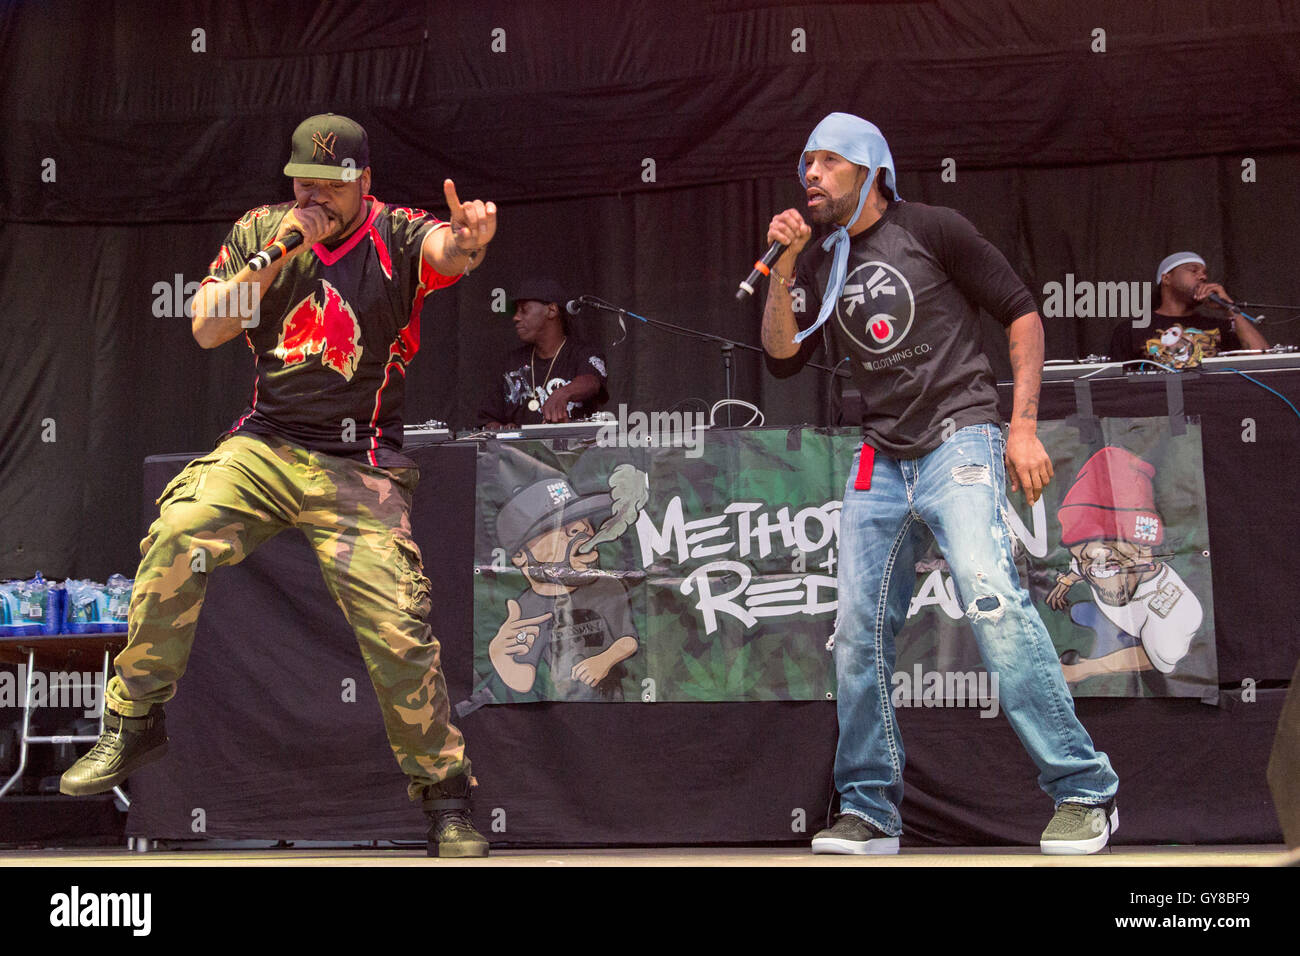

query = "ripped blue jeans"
[832,423,1118,834]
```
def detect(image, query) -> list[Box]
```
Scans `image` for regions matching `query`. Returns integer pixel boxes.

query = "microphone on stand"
[248,231,304,272]
[736,240,788,300]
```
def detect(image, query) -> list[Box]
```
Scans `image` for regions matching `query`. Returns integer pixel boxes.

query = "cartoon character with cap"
[1108,252,1268,366]
[1046,446,1203,683]
[488,464,647,700]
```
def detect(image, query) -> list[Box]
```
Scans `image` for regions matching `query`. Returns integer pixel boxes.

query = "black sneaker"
[422,775,489,858]
[811,813,900,855]
[59,707,168,796]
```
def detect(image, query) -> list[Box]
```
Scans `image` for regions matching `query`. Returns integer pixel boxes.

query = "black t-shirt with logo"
[203,197,458,467]
[479,340,609,426]
[795,201,1037,459]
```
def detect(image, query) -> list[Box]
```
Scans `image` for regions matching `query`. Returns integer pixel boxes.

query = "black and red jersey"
[203,197,459,467]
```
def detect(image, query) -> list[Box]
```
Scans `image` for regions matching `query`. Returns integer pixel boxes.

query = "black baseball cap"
[510,279,567,311]
[284,114,370,180]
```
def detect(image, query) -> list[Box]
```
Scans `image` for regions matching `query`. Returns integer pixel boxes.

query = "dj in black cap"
[479,278,608,426]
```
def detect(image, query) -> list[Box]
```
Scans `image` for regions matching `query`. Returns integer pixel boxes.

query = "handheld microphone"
[248,231,304,272]
[736,240,788,300]
[1203,291,1260,324]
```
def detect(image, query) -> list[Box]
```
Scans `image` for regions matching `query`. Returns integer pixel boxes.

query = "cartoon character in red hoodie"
[1046,447,1202,683]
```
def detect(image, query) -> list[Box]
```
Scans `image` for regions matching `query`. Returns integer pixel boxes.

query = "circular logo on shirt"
[834,260,915,355]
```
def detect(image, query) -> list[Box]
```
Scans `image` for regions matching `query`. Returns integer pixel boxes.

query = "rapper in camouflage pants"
[106,431,469,800]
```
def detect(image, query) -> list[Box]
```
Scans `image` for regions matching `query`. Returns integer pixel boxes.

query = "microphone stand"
[1235,300,1300,312]
[575,295,851,427]
[1233,300,1300,329]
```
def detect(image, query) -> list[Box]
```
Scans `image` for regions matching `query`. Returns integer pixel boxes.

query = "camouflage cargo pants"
[106,431,470,799]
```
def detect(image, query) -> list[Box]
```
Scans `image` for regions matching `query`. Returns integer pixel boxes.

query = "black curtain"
[3,0,1300,582]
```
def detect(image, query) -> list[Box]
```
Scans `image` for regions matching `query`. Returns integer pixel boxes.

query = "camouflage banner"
[469,419,1215,704]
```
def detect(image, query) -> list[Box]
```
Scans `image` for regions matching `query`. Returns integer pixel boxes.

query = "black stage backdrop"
[3,0,1300,587]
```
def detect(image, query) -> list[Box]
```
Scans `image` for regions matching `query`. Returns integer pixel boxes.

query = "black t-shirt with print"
[203,197,458,468]
[479,339,609,425]
[795,201,1037,459]
[1107,310,1240,363]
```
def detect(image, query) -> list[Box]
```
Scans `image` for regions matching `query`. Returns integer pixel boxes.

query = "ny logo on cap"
[311,131,337,161]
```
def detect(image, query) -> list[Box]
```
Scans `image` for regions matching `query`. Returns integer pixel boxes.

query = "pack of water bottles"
[0,572,132,635]
[0,572,62,635]
[64,575,133,634]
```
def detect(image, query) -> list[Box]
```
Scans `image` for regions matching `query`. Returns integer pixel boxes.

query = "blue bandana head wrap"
[793,113,899,343]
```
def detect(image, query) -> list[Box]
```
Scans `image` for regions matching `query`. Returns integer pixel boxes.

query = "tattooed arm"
[1005,311,1054,505]
[760,209,812,359]
[423,179,496,276]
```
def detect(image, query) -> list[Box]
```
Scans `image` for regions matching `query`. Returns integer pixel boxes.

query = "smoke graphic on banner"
[469,420,1215,704]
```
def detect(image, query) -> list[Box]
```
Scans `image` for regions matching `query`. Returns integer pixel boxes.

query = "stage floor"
[0,845,1292,867]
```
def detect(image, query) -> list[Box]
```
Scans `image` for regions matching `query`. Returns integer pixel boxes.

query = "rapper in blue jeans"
[759,110,1118,854]
[824,424,1119,854]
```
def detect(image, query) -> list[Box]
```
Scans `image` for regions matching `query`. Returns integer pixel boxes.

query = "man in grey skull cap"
[1108,251,1268,365]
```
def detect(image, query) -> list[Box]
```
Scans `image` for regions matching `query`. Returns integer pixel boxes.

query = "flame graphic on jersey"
[208,244,231,274]
[274,280,363,381]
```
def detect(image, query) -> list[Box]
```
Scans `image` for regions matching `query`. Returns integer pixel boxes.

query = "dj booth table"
[122,367,1300,847]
